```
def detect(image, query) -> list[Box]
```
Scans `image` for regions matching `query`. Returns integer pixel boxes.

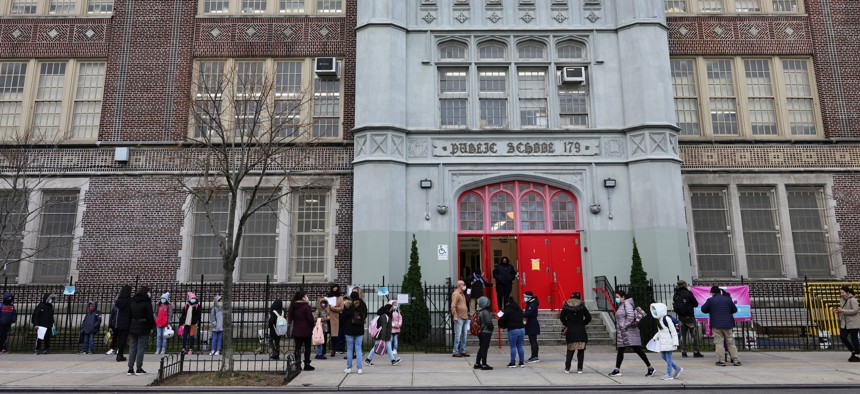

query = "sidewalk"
[0,345,859,389]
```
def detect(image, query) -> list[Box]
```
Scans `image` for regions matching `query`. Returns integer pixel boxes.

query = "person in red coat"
[288,290,316,371]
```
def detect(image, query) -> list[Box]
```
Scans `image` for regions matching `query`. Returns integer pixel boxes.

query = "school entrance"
[457,181,583,310]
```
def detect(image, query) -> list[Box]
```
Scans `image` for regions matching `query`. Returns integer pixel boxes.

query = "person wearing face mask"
[127,286,155,376]
[610,290,654,377]
[288,291,316,371]
[493,257,518,312]
[522,291,541,363]
[179,292,202,355]
[31,293,56,355]
[650,302,682,380]
[111,285,133,361]
[389,300,402,355]
[209,295,224,356]
[154,292,172,355]
[342,290,368,374]
[835,285,860,362]
[78,300,101,354]
[451,280,470,358]
[326,284,345,357]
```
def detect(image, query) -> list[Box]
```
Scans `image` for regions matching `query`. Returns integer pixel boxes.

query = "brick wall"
[833,174,860,281]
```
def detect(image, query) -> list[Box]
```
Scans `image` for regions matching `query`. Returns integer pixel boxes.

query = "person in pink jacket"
[389,300,402,355]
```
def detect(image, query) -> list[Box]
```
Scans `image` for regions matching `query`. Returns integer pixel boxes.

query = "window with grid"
[194,61,225,138]
[665,0,687,12]
[518,69,548,128]
[478,69,507,128]
[478,42,506,61]
[699,0,724,12]
[317,0,341,13]
[239,197,278,281]
[191,194,229,281]
[439,69,468,128]
[490,193,514,232]
[292,191,328,277]
[313,77,340,138]
[204,0,230,13]
[772,0,798,12]
[10,0,37,14]
[551,193,576,230]
[738,188,783,278]
[439,42,468,61]
[32,192,78,283]
[279,0,304,13]
[735,0,760,12]
[787,187,831,277]
[236,61,264,137]
[274,60,302,137]
[690,188,735,278]
[558,82,588,128]
[3,1,114,15]
[459,192,484,231]
[0,63,27,140]
[520,192,545,231]
[744,59,776,136]
[0,191,27,277]
[49,0,75,14]
[241,0,266,13]
[664,0,801,13]
[671,59,700,136]
[705,60,739,136]
[517,41,546,61]
[71,62,106,140]
[782,60,815,135]
[87,0,112,13]
[556,41,585,60]
[32,62,67,139]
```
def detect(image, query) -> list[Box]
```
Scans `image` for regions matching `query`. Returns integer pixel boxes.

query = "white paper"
[37,326,47,340]
[397,294,410,304]
[497,311,504,318]
[466,289,472,295]
[325,297,337,307]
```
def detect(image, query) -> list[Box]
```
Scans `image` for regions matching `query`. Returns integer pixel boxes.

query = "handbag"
[373,339,386,355]
[164,326,175,339]
[178,325,184,337]
[312,319,325,346]
[104,330,112,346]
[646,334,661,353]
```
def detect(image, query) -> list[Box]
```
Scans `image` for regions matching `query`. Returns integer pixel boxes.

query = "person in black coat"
[498,299,526,367]
[341,291,368,372]
[673,280,703,358]
[268,299,285,359]
[467,270,488,314]
[493,257,517,312]
[112,285,133,362]
[126,286,155,375]
[522,291,541,363]
[560,292,592,373]
[31,293,56,355]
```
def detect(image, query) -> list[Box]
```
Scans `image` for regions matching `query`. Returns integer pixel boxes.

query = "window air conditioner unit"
[560,67,586,84]
[314,57,339,78]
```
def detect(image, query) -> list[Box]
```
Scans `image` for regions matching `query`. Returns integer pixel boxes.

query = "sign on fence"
[691,285,752,322]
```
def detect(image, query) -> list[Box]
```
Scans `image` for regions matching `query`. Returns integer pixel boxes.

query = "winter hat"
[476,296,490,311]
[677,280,688,288]
[524,291,535,298]
[710,286,721,295]
[570,292,581,300]
[161,292,170,302]
[187,291,197,301]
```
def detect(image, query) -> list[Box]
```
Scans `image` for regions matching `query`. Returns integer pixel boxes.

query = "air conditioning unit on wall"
[314,57,340,78]
[559,67,586,84]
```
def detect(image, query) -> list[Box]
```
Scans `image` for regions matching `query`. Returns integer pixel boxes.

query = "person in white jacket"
[650,303,683,381]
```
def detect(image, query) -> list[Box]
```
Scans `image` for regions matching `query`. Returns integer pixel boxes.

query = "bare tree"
[181,60,341,373]
[0,132,75,284]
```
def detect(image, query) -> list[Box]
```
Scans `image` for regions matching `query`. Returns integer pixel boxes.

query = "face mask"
[147,292,151,298]
[524,297,530,303]
[651,310,658,318]
[190,299,197,304]
[393,305,399,311]
[46,298,53,304]
[161,299,167,304]
[615,297,621,304]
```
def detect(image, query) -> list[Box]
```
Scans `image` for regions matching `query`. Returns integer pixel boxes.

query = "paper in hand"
[37,326,47,340]
[466,289,471,295]
[497,311,504,318]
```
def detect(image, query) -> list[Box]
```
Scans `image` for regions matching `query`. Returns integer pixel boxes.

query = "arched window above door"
[457,181,578,233]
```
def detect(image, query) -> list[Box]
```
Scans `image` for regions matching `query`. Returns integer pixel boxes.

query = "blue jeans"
[453,318,468,354]
[156,327,168,351]
[661,351,681,376]
[181,325,194,350]
[391,333,399,352]
[211,331,222,351]
[346,335,363,370]
[367,339,395,362]
[80,332,94,353]
[507,328,525,364]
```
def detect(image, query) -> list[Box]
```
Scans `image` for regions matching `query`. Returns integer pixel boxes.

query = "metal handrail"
[592,287,616,313]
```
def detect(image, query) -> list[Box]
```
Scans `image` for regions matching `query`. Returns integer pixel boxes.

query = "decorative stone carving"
[455,12,470,24]
[553,12,568,23]
[407,139,429,158]
[585,12,600,23]
[422,12,437,24]
[487,12,502,23]
[520,12,535,23]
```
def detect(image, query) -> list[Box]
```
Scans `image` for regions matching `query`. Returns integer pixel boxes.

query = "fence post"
[804,275,814,351]
[3,275,7,292]
[65,275,73,350]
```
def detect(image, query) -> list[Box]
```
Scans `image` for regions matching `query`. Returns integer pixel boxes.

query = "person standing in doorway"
[126,286,155,376]
[672,280,703,358]
[451,280,470,358]
[700,286,740,366]
[609,290,654,377]
[493,257,517,310]
[468,270,487,314]
[112,285,132,362]
[522,291,541,363]
[835,285,860,362]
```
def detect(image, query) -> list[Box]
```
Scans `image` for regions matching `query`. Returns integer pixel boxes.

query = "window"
[4,0,113,15]
[517,41,546,61]
[556,41,585,60]
[520,192,545,231]
[292,191,329,277]
[0,59,106,141]
[665,0,802,13]
[197,0,342,15]
[439,69,468,128]
[551,193,576,230]
[240,197,278,281]
[478,41,506,61]
[458,182,578,233]
[518,69,547,128]
[459,192,483,231]
[672,57,820,139]
[687,179,835,279]
[439,41,468,61]
[32,192,78,283]
[558,83,588,127]
[0,191,27,277]
[191,58,343,139]
[190,194,229,281]
[478,69,507,128]
[490,193,514,232]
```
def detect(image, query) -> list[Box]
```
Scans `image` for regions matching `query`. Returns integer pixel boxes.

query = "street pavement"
[0,345,859,390]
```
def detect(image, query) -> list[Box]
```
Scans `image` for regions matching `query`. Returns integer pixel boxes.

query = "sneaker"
[214,351,220,356]
[155,350,161,355]
[660,374,674,381]
[303,365,315,371]
[481,365,493,370]
[849,355,860,362]
[392,350,397,355]
[364,358,374,366]
[181,349,186,355]
[34,349,40,355]
[344,368,352,374]
[506,363,516,368]
[673,367,683,379]
[392,358,402,366]
[209,350,215,356]
[187,350,193,355]
[116,357,127,362]
[564,369,570,374]
[732,360,742,366]
[136,369,147,374]
[693,352,704,358]
[681,352,688,358]
[715,361,726,367]
[106,349,116,355]
[646,366,655,377]
[518,362,525,368]
[357,369,363,374]
[527,357,540,363]
[127,369,134,376]
[577,370,583,374]
[474,364,482,370]
[608,369,622,377]
[43,349,49,355]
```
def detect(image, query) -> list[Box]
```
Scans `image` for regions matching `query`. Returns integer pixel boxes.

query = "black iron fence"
[154,351,301,384]
[0,276,454,355]
[603,277,860,352]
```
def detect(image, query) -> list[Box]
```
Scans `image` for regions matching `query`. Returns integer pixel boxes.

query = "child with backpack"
[179,292,201,355]
[268,299,286,360]
[650,303,683,380]
[78,301,101,354]
[473,296,494,370]
[390,300,402,355]
[313,298,330,360]
[210,295,224,356]
[364,304,402,366]
[154,292,172,355]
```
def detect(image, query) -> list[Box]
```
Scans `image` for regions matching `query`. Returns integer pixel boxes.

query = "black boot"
[303,362,315,371]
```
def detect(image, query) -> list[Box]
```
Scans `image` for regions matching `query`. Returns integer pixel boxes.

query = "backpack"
[632,306,646,327]
[368,316,381,337]
[350,306,365,326]
[469,312,481,336]
[673,291,693,316]
[661,315,680,333]
[312,318,325,346]
[273,310,288,336]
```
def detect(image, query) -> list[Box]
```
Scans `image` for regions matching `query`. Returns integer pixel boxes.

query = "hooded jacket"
[342,296,368,337]
[81,301,102,334]
[372,306,394,341]
[615,298,642,347]
[129,291,155,336]
[210,295,224,332]
[477,297,494,334]
[155,292,172,328]
[672,285,698,319]
[650,303,679,352]
[0,291,16,326]
[498,301,525,331]
[31,293,56,328]
[268,299,285,339]
[838,294,860,330]
[700,292,738,329]
[289,298,315,338]
[179,292,201,327]
[313,299,330,333]
[493,262,517,287]
[560,298,591,344]
[389,300,402,334]
[111,285,132,331]
[522,296,540,335]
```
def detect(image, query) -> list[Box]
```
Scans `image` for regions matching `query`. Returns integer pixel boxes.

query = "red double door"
[518,234,583,310]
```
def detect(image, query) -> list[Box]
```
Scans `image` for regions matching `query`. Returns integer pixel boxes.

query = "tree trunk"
[220,265,235,373]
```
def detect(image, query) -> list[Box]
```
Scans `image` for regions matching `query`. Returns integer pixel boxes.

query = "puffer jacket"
[0,291,16,326]
[389,301,402,334]
[839,294,860,330]
[80,301,102,334]
[210,295,224,332]
[498,301,525,331]
[289,300,315,338]
[129,293,155,336]
[615,298,641,347]
[560,298,591,343]
[31,293,56,328]
[650,303,679,352]
[523,297,540,335]
[700,293,738,329]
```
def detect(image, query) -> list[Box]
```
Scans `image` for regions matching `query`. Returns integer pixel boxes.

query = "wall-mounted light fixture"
[603,178,617,188]
[420,179,433,189]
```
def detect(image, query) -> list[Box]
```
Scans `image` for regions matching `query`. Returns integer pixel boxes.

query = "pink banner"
[691,286,751,322]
